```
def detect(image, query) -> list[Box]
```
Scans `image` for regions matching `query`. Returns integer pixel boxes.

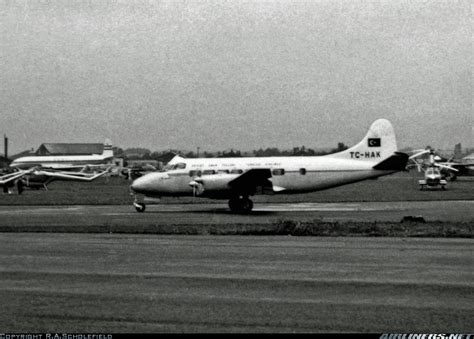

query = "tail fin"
[102,139,114,158]
[331,119,397,162]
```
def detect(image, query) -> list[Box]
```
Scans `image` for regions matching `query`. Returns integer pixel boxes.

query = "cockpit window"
[163,162,187,171]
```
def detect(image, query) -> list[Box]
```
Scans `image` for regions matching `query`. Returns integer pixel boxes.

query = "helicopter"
[408,148,459,190]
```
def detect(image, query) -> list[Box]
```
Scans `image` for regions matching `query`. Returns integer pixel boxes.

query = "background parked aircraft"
[10,141,114,170]
[3,141,115,194]
[408,148,474,182]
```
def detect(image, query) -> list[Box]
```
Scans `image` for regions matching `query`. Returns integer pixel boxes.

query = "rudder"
[331,119,398,162]
[103,139,114,158]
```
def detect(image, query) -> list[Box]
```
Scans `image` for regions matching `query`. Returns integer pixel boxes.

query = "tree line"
[114,143,349,161]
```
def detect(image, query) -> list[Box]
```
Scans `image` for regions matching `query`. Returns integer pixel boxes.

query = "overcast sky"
[1,0,472,154]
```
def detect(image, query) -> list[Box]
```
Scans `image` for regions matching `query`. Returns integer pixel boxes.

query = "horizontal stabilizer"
[372,152,409,171]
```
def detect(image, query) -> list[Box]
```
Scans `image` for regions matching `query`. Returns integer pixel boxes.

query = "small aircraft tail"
[102,139,114,158]
[331,119,398,163]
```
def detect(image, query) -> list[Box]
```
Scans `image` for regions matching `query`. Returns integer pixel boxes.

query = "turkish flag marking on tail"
[368,138,381,147]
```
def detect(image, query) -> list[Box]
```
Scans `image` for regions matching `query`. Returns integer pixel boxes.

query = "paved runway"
[0,201,472,231]
[0,234,472,332]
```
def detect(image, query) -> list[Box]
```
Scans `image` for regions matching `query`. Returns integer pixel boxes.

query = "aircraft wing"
[0,171,30,185]
[438,162,474,175]
[39,164,112,171]
[228,168,274,194]
[32,167,112,182]
[440,162,474,168]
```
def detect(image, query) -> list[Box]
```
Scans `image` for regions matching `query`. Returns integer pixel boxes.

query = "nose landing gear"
[133,201,146,213]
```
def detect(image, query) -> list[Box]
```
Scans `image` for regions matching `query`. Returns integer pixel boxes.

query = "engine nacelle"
[190,174,239,195]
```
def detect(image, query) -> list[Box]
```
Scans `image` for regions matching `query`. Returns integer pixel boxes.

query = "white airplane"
[130,119,409,213]
[10,142,114,170]
[4,142,114,194]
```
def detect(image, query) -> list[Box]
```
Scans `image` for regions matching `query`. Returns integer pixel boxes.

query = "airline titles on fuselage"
[190,162,283,168]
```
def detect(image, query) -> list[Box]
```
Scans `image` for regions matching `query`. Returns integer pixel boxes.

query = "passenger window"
[202,170,216,175]
[272,169,285,175]
[230,169,243,174]
[218,170,229,174]
[189,170,201,177]
[299,168,306,175]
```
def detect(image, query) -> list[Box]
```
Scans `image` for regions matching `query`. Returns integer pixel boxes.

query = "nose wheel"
[228,196,253,213]
[133,201,146,213]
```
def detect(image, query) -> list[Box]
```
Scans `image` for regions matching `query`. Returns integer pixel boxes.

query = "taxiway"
[0,234,472,332]
[0,200,473,231]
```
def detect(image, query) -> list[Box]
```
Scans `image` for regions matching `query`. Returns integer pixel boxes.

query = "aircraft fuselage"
[132,155,398,199]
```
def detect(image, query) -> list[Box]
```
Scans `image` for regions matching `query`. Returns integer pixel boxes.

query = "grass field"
[0,172,472,206]
[0,173,472,237]
[2,219,471,238]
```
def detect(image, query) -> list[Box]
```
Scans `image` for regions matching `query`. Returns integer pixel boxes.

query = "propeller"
[408,148,446,172]
[189,179,198,202]
[408,149,431,160]
[410,148,460,174]
[435,163,459,172]
[408,149,432,172]
[189,177,205,201]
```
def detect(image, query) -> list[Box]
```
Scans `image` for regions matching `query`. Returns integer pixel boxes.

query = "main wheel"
[228,197,253,213]
[134,202,146,213]
[240,198,253,213]
[228,198,241,213]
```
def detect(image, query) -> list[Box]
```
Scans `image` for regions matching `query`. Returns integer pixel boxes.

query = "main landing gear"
[134,201,146,213]
[228,196,254,213]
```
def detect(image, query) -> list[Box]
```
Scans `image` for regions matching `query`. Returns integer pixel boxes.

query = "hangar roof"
[36,143,104,156]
